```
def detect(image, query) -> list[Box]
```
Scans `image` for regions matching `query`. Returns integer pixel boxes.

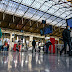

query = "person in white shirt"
[38,40,41,52]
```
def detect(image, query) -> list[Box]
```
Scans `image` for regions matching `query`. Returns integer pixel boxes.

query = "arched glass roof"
[0,0,72,27]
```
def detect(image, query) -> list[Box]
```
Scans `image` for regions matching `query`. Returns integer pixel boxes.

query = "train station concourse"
[0,0,72,72]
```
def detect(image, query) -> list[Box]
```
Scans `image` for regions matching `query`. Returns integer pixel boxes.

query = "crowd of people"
[32,39,52,54]
[0,26,72,56]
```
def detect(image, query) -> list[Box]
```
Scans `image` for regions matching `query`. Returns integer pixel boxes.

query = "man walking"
[60,26,72,56]
[32,40,36,53]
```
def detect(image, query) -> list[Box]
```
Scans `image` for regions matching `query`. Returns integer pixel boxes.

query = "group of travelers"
[0,26,71,56]
[32,39,52,54]
[32,26,72,56]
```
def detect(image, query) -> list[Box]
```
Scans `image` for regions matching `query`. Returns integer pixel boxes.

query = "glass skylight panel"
[15,10,24,16]
[24,13,33,18]
[0,3,6,12]
[60,13,67,19]
[5,1,19,14]
[51,21,58,25]
[38,17,46,22]
[52,5,59,10]
[35,11,44,17]
[18,5,28,11]
[40,5,49,12]
[8,1,19,9]
[31,15,40,20]
[46,19,52,23]
[44,2,53,8]
[5,6,16,14]
[61,23,66,27]
[36,0,44,4]
[60,20,66,24]
[47,8,57,14]
[66,14,72,19]
[56,18,62,22]
[64,11,71,18]
[42,13,51,19]
[22,0,34,6]
[49,16,57,21]
[56,20,66,26]
[48,1,55,5]
[56,5,63,9]
[56,23,63,26]
[31,1,42,9]
[12,0,22,3]
[54,10,64,17]
[1,0,8,5]
[27,8,36,14]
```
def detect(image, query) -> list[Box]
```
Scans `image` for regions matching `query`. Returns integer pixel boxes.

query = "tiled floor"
[0,51,72,72]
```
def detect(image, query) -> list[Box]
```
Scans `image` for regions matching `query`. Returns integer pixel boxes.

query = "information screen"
[44,25,53,35]
[66,18,72,28]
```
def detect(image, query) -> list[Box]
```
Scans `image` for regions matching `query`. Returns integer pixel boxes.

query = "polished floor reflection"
[0,51,72,72]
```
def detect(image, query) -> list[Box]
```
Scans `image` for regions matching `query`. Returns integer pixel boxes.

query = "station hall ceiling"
[0,0,72,37]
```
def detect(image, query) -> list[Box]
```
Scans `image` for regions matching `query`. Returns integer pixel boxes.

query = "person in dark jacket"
[45,39,52,54]
[60,26,71,56]
[32,40,36,53]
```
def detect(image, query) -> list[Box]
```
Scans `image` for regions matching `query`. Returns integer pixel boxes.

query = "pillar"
[10,33,12,43]
[29,36,33,47]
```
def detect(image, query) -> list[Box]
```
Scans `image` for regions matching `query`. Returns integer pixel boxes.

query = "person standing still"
[60,26,72,56]
[32,40,36,53]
